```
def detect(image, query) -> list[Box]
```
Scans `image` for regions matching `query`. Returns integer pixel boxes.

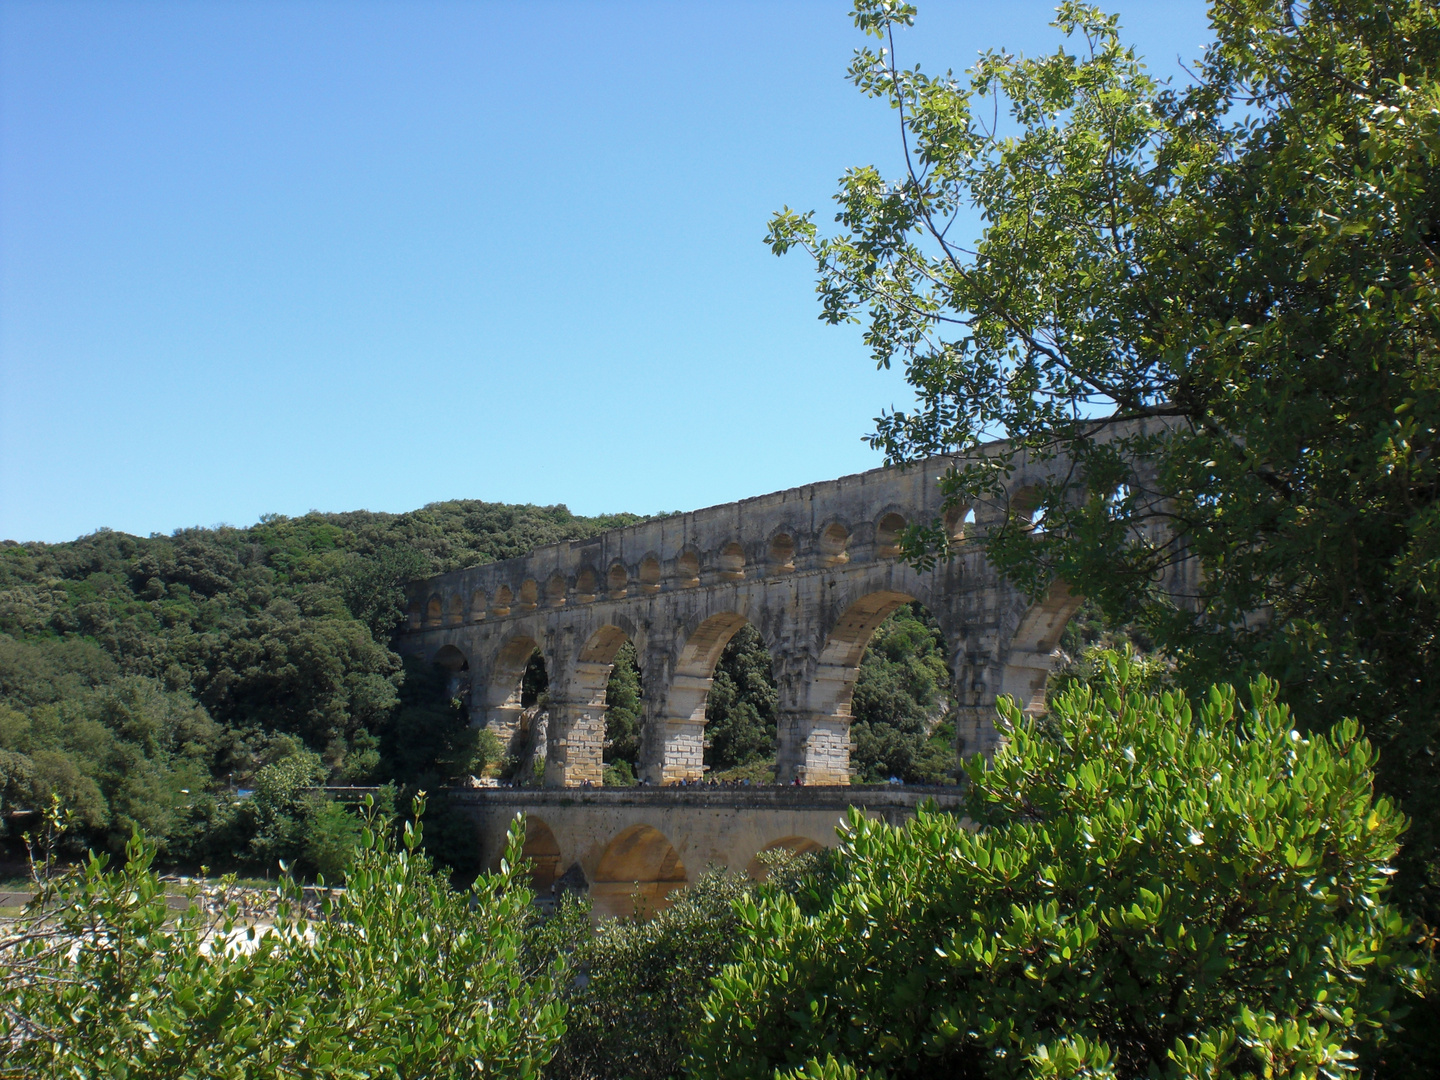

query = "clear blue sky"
[1,0,1211,544]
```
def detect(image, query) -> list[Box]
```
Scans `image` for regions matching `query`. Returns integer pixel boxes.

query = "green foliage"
[301,796,363,883]
[473,727,505,776]
[770,0,1440,934]
[243,746,328,868]
[0,673,223,856]
[707,758,776,784]
[547,869,754,1080]
[604,640,643,771]
[0,797,568,1078]
[373,656,469,789]
[0,500,641,867]
[544,853,824,1080]
[704,625,778,773]
[604,758,638,787]
[690,655,1428,1079]
[697,609,958,784]
[850,603,957,784]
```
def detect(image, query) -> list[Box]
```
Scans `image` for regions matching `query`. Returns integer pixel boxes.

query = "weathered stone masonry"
[395,426,1186,787]
[458,785,965,918]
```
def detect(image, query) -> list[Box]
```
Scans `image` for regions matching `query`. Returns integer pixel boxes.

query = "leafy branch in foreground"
[1,795,567,1079]
[770,0,1440,939]
[690,652,1430,1079]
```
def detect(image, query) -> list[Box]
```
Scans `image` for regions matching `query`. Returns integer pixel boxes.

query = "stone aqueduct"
[396,427,1185,912]
[395,433,1183,787]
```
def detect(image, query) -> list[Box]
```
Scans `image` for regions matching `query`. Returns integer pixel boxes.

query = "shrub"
[603,759,637,787]
[301,793,361,882]
[542,851,826,1080]
[1,795,567,1078]
[547,868,755,1080]
[690,654,1429,1079]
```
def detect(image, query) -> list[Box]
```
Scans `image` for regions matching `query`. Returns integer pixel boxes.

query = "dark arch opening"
[1011,485,1047,533]
[819,522,850,566]
[521,817,562,894]
[944,504,977,543]
[434,644,469,672]
[545,573,567,606]
[518,579,539,611]
[575,567,599,601]
[607,562,628,597]
[675,550,700,588]
[875,512,907,557]
[768,532,796,572]
[718,542,745,581]
[481,636,549,786]
[520,650,548,709]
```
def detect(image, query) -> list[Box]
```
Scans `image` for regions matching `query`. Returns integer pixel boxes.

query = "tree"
[547,870,755,1080]
[768,0,1440,943]
[605,640,644,775]
[0,498,646,864]
[689,653,1428,1080]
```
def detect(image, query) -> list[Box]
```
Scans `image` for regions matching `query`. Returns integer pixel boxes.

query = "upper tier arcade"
[395,421,1185,786]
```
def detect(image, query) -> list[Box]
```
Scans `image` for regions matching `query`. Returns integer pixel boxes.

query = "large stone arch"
[945,579,1086,760]
[644,611,757,784]
[546,622,644,788]
[591,823,688,918]
[430,643,473,717]
[775,588,915,785]
[479,633,545,751]
[997,580,1084,715]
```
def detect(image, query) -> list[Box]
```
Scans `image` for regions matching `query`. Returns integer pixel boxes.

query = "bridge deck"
[449,784,966,917]
[447,783,964,813]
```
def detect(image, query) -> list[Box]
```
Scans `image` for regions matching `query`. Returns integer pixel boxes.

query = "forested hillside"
[0,503,642,871]
[0,502,955,875]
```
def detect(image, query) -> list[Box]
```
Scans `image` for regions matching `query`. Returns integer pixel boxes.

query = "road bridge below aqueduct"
[455,785,962,918]
[396,421,1183,787]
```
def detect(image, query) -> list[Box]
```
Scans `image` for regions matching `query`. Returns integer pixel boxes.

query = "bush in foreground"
[690,653,1430,1079]
[1,796,566,1079]
[545,869,753,1080]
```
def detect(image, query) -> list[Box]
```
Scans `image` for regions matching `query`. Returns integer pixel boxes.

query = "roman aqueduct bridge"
[395,421,1184,788]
